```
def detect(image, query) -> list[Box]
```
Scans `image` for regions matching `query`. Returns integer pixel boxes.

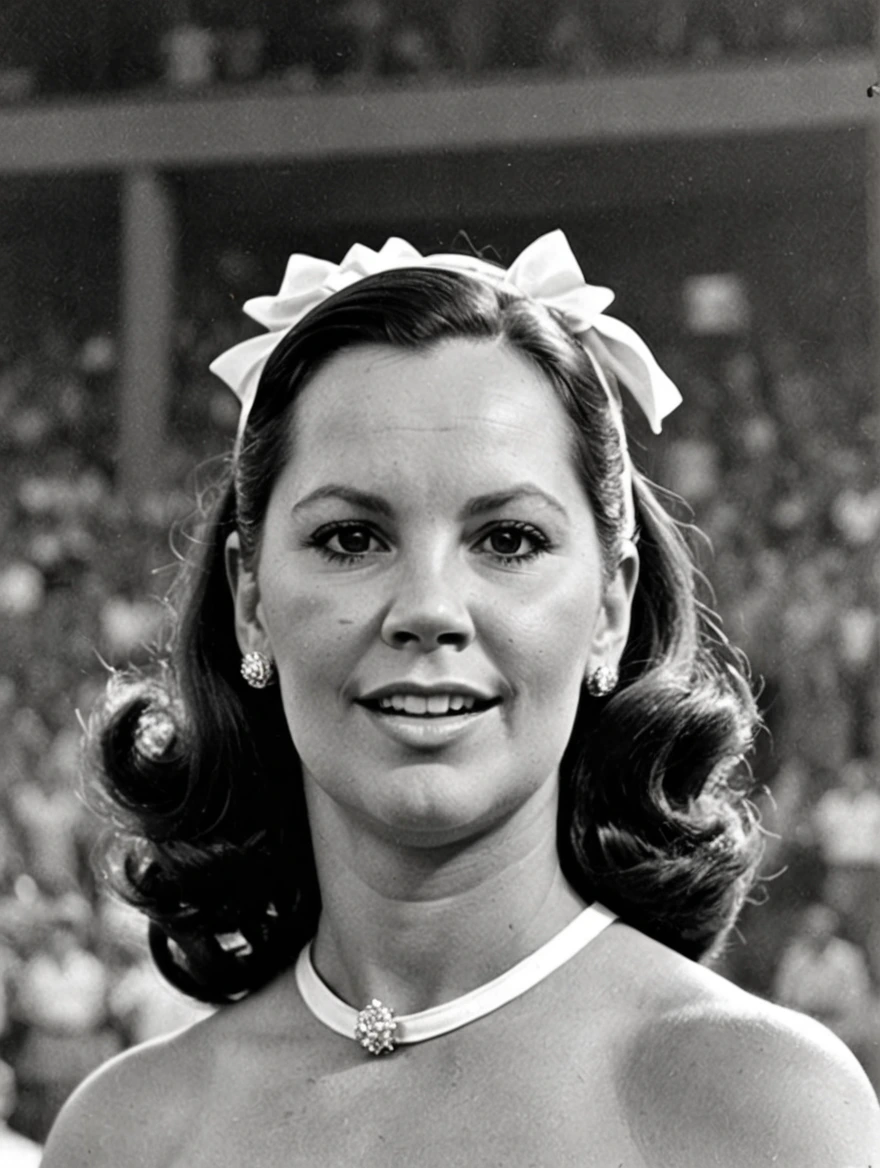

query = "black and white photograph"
[1,2,880,1164]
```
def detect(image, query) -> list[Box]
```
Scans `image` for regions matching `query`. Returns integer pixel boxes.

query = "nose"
[380,555,476,651]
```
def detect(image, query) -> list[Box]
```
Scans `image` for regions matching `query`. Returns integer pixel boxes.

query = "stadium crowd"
[0,0,872,102]
[0,315,215,1145]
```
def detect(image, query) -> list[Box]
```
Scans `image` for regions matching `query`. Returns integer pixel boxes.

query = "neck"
[305,782,584,1016]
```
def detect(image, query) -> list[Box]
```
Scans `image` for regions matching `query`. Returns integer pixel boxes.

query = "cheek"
[260,580,372,682]
[485,591,594,780]
[260,586,365,757]
[492,579,599,692]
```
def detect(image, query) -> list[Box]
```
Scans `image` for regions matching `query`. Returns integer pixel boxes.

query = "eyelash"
[307,522,386,566]
[307,520,552,567]
[476,521,552,566]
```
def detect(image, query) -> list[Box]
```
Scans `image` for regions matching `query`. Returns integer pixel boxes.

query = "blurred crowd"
[0,0,872,103]
[650,262,880,1091]
[0,319,218,1147]
[1,240,880,1145]
[767,760,880,1089]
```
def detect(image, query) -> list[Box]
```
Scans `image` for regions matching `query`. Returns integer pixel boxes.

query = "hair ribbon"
[210,230,682,448]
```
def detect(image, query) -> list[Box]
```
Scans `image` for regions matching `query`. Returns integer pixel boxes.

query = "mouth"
[357,693,502,718]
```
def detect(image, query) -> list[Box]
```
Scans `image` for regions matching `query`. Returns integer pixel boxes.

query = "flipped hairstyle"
[88,267,762,1003]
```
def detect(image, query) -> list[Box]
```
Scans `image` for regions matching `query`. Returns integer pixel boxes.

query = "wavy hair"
[87,268,761,1003]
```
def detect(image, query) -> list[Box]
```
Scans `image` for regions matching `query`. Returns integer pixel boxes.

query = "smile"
[355,686,502,745]
[357,698,499,749]
[371,693,495,717]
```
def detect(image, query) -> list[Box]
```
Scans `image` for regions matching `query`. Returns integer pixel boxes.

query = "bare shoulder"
[40,1009,220,1168]
[607,925,880,1168]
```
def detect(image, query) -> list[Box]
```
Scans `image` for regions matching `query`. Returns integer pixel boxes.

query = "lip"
[357,681,500,704]
[357,702,498,749]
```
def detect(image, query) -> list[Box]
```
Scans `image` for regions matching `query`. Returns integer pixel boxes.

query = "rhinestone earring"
[241,651,276,689]
[585,663,618,698]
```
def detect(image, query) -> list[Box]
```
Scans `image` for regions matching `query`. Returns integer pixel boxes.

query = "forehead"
[281,338,584,497]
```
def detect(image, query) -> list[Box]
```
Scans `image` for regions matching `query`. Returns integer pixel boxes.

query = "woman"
[44,232,879,1165]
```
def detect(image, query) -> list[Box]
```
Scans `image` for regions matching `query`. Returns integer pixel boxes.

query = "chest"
[173,1014,642,1168]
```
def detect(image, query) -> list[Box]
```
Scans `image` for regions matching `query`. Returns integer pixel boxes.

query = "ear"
[225,531,269,657]
[588,539,639,674]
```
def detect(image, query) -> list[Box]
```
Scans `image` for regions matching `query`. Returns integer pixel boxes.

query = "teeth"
[376,693,480,715]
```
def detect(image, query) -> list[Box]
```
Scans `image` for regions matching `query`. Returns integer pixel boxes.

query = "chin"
[353,769,535,848]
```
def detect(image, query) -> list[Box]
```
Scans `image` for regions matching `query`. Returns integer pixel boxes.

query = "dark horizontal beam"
[168,126,864,237]
[0,53,873,175]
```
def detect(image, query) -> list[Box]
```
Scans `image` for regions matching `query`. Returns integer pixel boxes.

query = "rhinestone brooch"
[355,999,398,1055]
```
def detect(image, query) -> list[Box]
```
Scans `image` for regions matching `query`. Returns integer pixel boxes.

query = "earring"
[241,651,276,689]
[585,663,618,698]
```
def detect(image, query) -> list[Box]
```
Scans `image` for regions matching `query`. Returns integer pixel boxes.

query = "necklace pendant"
[355,998,398,1055]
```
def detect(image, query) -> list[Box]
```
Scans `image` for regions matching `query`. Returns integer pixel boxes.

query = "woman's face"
[230,338,636,846]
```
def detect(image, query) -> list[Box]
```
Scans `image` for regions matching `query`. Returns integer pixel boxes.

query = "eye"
[333,526,374,554]
[487,528,527,557]
[475,522,550,565]
[308,522,388,564]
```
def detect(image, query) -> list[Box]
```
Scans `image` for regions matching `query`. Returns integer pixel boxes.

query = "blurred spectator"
[446,0,506,73]
[810,759,880,977]
[110,957,212,1045]
[777,2,835,49]
[0,66,35,105]
[15,903,107,1034]
[96,896,212,1045]
[13,902,121,1135]
[10,729,85,896]
[541,1,604,74]
[773,902,880,1090]
[216,25,265,84]
[328,0,389,84]
[161,1,217,89]
[385,18,442,79]
[773,903,871,1032]
[0,1060,41,1168]
[654,0,692,57]
[99,595,166,662]
[685,0,766,60]
[0,564,44,619]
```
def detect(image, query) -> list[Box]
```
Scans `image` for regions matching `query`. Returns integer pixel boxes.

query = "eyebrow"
[292,482,569,522]
[291,485,394,517]
[464,486,569,521]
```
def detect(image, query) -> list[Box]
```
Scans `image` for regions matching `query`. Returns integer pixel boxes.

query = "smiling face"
[229,337,636,847]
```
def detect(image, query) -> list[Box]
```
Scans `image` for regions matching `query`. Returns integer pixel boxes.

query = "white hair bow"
[210,230,681,445]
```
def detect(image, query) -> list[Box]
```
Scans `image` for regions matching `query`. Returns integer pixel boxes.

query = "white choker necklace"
[295,901,617,1055]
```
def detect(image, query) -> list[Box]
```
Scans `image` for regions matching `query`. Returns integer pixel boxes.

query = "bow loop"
[503,230,616,327]
[585,315,681,435]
